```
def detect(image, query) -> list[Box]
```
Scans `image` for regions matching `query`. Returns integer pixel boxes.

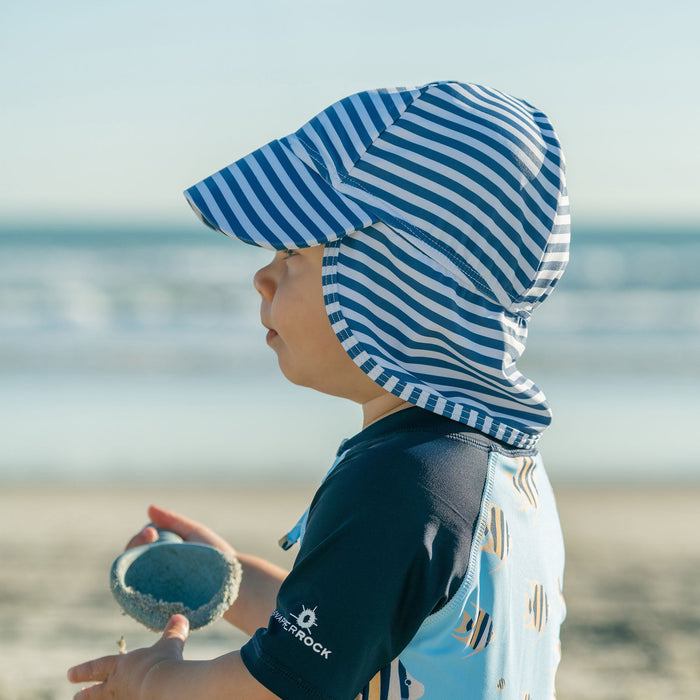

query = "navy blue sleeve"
[240,425,489,700]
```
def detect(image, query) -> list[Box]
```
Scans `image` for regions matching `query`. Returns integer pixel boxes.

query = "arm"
[69,505,287,698]
[132,505,287,635]
[68,615,279,699]
[238,434,486,700]
[224,552,287,635]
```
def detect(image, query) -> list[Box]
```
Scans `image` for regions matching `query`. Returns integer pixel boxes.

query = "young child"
[69,80,569,699]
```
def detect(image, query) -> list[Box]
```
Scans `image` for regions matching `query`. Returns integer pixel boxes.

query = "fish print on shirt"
[481,503,512,572]
[524,580,550,641]
[511,456,540,513]
[451,603,495,658]
[356,658,425,700]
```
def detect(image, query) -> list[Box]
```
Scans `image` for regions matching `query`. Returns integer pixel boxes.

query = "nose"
[253,262,275,301]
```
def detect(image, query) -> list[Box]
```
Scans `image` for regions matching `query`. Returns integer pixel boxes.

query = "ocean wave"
[2,223,699,372]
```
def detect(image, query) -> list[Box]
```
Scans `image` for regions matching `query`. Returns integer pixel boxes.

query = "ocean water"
[1,222,699,483]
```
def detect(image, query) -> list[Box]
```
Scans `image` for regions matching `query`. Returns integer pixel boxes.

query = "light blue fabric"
[397,450,565,699]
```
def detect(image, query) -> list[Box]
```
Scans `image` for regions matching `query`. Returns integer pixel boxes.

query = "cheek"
[276,281,331,341]
[279,309,344,378]
[297,313,339,360]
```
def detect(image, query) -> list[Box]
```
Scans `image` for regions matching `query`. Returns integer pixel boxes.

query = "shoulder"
[313,411,494,531]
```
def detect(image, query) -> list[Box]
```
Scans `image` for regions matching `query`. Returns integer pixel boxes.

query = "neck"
[361,392,412,429]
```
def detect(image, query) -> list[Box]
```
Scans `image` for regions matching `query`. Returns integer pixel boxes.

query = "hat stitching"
[309,106,525,304]
[294,85,430,187]
[331,232,517,369]
[323,240,537,449]
[362,121,546,270]
[291,87,534,307]
[404,98,548,201]
[332,170,498,303]
[324,238,548,432]
[290,130,499,303]
[420,88,545,196]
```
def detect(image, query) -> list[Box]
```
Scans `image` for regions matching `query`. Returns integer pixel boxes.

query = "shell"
[109,528,242,631]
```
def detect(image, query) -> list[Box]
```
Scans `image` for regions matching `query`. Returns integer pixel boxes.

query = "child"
[69,80,569,699]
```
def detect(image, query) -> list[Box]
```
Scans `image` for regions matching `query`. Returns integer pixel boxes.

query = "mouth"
[261,311,278,345]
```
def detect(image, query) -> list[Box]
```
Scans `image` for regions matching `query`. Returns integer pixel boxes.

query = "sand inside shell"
[110,542,242,631]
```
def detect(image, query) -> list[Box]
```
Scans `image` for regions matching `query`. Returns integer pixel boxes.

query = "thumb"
[158,614,189,658]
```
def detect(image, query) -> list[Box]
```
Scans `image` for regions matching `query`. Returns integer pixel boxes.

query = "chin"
[278,362,336,396]
[277,360,311,389]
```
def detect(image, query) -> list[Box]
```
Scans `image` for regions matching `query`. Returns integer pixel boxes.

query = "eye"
[282,249,298,259]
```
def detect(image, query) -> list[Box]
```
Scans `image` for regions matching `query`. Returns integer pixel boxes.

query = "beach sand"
[0,483,698,699]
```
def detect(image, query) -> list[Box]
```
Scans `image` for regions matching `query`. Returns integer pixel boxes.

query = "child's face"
[253,245,384,404]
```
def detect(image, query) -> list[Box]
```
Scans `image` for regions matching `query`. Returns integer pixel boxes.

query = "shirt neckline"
[338,406,470,455]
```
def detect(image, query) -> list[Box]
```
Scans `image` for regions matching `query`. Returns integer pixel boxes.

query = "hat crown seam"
[291,85,504,305]
[338,175,498,304]
[294,85,434,185]
[319,83,546,310]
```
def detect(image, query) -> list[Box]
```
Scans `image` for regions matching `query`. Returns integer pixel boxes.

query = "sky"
[2,0,699,227]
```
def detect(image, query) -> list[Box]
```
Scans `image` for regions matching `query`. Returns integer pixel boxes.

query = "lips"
[261,310,278,345]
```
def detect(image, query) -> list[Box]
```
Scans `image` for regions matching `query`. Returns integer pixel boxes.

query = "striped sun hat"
[184,81,570,448]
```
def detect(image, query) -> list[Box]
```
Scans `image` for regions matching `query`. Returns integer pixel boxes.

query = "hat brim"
[184,138,376,250]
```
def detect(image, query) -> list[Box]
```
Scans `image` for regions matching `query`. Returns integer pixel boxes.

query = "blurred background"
[2,0,698,485]
[1,1,699,698]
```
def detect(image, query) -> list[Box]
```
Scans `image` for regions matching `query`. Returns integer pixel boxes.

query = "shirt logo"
[291,605,318,630]
[272,603,333,660]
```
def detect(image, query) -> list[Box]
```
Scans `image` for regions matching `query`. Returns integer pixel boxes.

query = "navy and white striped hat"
[184,81,570,448]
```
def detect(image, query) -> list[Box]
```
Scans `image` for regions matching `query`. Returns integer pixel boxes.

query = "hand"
[68,614,189,700]
[126,505,236,556]
[129,504,287,637]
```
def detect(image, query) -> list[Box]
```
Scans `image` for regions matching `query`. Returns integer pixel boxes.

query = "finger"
[147,505,208,540]
[147,505,233,551]
[163,613,190,641]
[67,655,117,683]
[125,524,158,550]
[156,614,189,658]
[72,683,103,700]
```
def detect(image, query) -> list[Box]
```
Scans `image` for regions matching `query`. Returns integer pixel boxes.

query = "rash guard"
[241,407,566,699]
